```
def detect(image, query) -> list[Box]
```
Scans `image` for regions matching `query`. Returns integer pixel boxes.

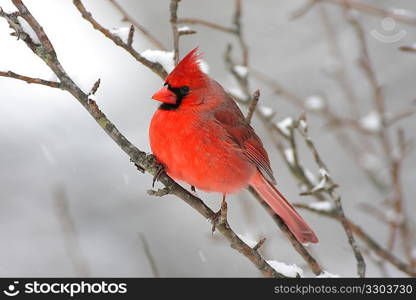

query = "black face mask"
[159,83,190,110]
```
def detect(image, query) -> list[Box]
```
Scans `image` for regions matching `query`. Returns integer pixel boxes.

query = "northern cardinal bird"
[149,48,318,244]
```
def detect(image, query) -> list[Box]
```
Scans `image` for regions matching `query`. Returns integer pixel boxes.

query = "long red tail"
[250,172,318,244]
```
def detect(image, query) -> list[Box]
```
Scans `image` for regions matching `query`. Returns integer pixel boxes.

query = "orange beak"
[152,86,177,104]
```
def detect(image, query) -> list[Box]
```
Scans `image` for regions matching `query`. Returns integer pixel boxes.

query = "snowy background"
[0,0,415,277]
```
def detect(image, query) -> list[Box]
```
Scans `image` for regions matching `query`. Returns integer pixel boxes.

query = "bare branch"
[89,78,101,95]
[319,0,416,25]
[291,0,318,19]
[345,5,414,267]
[225,45,250,97]
[233,0,248,66]
[108,0,166,50]
[178,28,197,36]
[319,5,361,117]
[252,16,415,276]
[252,237,266,251]
[73,0,167,79]
[11,0,55,53]
[249,187,324,275]
[177,18,236,34]
[170,0,180,65]
[139,233,160,278]
[246,89,260,124]
[400,45,416,53]
[0,71,61,89]
[250,69,305,109]
[295,203,416,277]
[223,6,323,275]
[53,185,91,276]
[127,24,134,47]
[295,118,366,277]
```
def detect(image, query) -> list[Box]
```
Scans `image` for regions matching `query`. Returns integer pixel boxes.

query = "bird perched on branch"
[149,48,318,244]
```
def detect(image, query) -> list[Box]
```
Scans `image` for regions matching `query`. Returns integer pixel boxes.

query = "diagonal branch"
[53,185,91,276]
[295,118,366,278]
[72,0,167,79]
[177,17,236,34]
[1,0,288,279]
[294,203,416,277]
[319,0,416,25]
[223,18,323,275]
[250,68,415,276]
[107,0,166,50]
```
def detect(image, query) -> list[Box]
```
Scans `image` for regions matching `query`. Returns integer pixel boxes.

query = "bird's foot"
[210,195,228,233]
[134,163,145,173]
[189,185,199,197]
[130,157,145,173]
[152,164,165,187]
[210,211,221,234]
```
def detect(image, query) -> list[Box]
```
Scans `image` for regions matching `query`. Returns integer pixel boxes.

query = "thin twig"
[225,45,250,98]
[53,185,91,276]
[0,71,61,89]
[249,187,323,275]
[73,0,167,79]
[346,6,414,267]
[177,18,236,34]
[400,45,416,53]
[250,32,415,278]
[246,89,260,124]
[251,68,390,192]
[89,78,101,95]
[319,0,416,25]
[178,28,197,36]
[296,119,366,278]
[294,203,416,277]
[253,237,266,251]
[319,5,360,117]
[108,0,166,50]
[233,0,248,66]
[139,233,160,278]
[223,5,323,275]
[170,0,180,65]
[127,24,134,47]
[291,0,318,19]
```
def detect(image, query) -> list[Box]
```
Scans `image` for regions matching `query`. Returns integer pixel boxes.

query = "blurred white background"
[0,0,415,277]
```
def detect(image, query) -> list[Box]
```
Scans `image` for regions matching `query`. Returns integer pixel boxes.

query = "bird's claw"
[210,210,221,234]
[211,196,228,233]
[152,164,165,187]
[133,163,145,173]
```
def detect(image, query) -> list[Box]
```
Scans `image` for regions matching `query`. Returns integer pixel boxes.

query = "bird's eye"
[179,86,189,95]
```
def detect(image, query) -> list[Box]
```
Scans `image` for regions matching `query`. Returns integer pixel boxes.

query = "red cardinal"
[149,48,318,244]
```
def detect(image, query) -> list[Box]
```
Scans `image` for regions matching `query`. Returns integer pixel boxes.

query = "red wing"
[244,139,276,184]
[213,101,276,184]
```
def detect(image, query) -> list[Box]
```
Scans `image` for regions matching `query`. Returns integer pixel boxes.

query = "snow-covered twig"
[73,0,168,79]
[107,0,166,50]
[267,260,303,278]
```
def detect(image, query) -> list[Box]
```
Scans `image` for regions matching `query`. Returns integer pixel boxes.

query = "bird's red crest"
[166,47,206,87]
